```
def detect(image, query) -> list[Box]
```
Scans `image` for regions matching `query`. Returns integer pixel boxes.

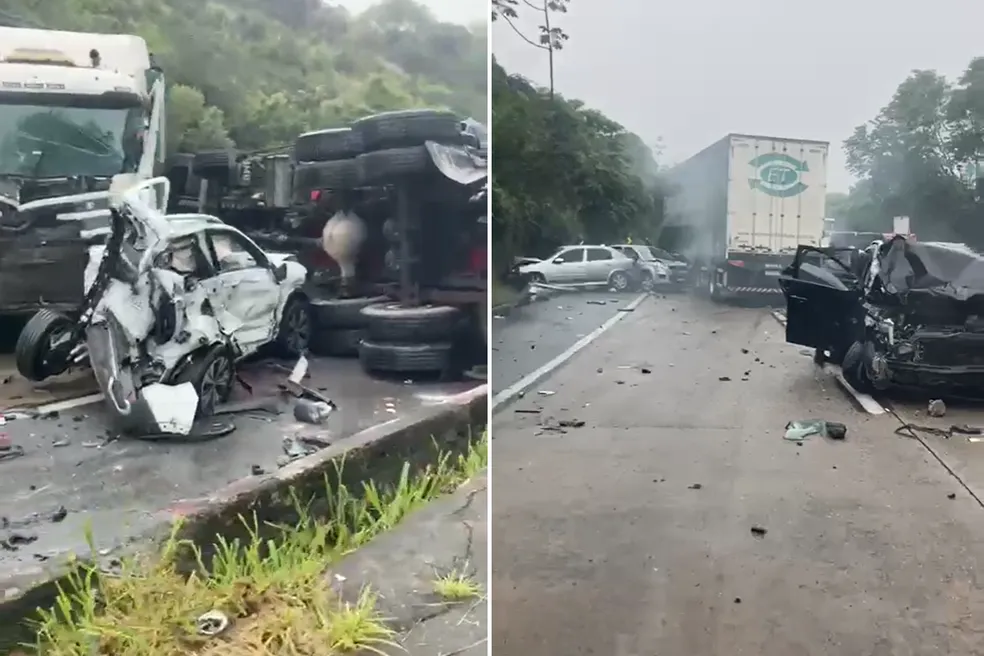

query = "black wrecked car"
[779,236,984,395]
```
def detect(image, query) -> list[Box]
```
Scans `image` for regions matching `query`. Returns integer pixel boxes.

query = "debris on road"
[688,483,703,490]
[197,610,231,637]
[718,376,731,382]
[640,368,652,374]
[750,525,767,538]
[784,420,848,441]
[558,419,585,428]
[537,390,556,396]
[928,399,947,417]
[251,464,265,476]
[948,492,957,500]
[586,300,607,305]
[293,399,334,425]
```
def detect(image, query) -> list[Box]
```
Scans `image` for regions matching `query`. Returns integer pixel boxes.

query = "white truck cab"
[0,27,166,314]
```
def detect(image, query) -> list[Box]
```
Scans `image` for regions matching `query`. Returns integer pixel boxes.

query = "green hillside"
[2,0,486,152]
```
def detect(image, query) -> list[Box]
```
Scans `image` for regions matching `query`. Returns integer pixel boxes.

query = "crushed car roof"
[875,238,984,300]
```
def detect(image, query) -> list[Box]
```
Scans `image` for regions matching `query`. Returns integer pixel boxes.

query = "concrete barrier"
[0,384,488,648]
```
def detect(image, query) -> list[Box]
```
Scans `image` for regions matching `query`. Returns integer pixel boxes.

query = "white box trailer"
[660,134,829,299]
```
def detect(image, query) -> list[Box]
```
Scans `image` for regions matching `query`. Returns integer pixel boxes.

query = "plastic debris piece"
[197,610,230,636]
[293,399,334,425]
[784,420,825,441]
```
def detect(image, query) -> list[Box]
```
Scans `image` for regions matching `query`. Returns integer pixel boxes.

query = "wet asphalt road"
[0,357,478,588]
[491,291,647,395]
[492,294,984,655]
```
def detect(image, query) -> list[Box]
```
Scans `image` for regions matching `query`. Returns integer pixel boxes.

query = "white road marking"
[24,392,105,415]
[491,293,649,413]
[771,309,786,326]
[825,363,887,415]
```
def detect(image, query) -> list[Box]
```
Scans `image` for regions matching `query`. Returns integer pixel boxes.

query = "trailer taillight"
[310,190,321,201]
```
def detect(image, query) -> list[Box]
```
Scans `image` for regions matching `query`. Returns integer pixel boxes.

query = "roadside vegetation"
[2,0,486,153]
[490,1,666,278]
[29,435,487,655]
[432,568,483,601]
[830,57,984,246]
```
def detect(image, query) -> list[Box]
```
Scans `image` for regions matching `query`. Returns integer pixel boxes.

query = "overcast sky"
[493,0,984,192]
[335,0,486,27]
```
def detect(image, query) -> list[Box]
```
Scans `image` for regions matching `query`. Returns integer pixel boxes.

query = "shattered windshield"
[0,104,142,178]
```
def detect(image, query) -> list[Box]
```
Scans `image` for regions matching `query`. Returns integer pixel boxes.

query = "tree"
[494,0,570,97]
[491,58,664,274]
[842,64,984,243]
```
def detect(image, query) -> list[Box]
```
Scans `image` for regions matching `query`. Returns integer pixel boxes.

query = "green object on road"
[784,420,848,441]
[784,420,826,441]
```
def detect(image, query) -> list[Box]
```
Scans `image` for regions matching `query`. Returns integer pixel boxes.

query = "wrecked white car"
[15,178,311,435]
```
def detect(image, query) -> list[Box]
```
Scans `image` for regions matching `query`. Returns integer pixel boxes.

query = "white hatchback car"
[15,178,311,435]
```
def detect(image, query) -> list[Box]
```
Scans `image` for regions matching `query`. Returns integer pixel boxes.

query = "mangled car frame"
[15,177,311,435]
[780,236,984,395]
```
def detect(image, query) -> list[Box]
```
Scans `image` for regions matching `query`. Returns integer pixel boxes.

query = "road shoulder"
[329,473,488,655]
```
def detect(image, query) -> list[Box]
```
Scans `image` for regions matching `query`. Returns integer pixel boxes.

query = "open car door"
[779,246,864,359]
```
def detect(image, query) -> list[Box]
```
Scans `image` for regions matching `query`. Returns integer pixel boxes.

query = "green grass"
[30,434,488,656]
[432,568,483,601]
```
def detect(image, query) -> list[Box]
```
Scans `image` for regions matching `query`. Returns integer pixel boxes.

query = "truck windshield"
[0,103,142,178]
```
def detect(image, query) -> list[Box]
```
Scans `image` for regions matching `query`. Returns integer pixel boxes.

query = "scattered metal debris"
[537,390,555,396]
[688,483,703,490]
[718,376,731,382]
[750,525,767,538]
[197,610,231,637]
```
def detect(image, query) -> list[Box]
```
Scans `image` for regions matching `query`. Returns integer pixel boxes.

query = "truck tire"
[311,295,389,330]
[294,159,358,193]
[16,309,75,382]
[358,339,452,374]
[311,327,365,357]
[355,146,431,186]
[352,109,463,151]
[361,303,462,342]
[294,127,364,162]
[192,149,237,176]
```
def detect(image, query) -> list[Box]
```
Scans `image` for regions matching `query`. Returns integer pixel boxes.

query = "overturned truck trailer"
[781,236,984,395]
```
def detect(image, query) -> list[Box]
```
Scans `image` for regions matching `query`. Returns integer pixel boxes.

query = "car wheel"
[841,341,873,393]
[15,309,75,381]
[310,327,365,358]
[640,272,655,292]
[275,295,312,357]
[358,339,453,375]
[174,346,235,417]
[311,295,389,330]
[361,303,462,343]
[610,271,630,292]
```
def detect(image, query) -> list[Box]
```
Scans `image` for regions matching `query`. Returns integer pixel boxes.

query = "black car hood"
[875,238,984,301]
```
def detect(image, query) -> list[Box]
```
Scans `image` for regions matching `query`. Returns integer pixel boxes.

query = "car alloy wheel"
[640,272,655,291]
[611,271,629,291]
[283,301,312,353]
[199,354,233,416]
